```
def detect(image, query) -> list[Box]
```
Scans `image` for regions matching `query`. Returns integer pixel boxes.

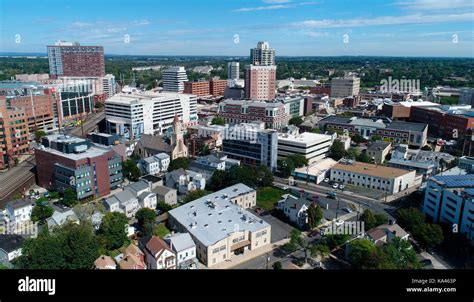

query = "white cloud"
[234,1,318,12]
[293,12,474,28]
[394,0,474,10]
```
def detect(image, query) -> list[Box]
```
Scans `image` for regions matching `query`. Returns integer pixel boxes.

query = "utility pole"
[335,196,341,220]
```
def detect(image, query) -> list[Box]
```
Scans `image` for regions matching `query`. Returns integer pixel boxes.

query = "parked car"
[421,259,432,267]
[260,211,270,216]
[342,207,352,213]
[327,192,337,199]
[324,178,330,183]
[339,184,345,190]
[332,183,339,189]
[255,207,263,215]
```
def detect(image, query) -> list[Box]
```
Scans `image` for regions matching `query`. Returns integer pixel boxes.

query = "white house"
[0,234,24,263]
[165,168,206,194]
[140,153,170,175]
[144,236,177,269]
[46,208,80,229]
[4,199,35,224]
[164,233,197,269]
[104,180,157,218]
[127,181,157,210]
[277,194,312,228]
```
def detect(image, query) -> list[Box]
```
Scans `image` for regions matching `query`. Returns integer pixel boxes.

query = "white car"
[342,207,352,213]
[332,183,339,189]
[339,184,345,190]
[324,178,330,183]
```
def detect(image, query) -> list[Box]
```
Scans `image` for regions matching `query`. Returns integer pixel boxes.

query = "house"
[366,141,391,164]
[139,153,170,175]
[277,194,312,228]
[104,180,157,218]
[134,134,172,159]
[4,199,35,224]
[127,180,157,210]
[118,254,146,270]
[46,208,79,229]
[366,223,409,246]
[164,233,197,269]
[94,255,117,269]
[165,168,206,194]
[104,190,140,218]
[188,152,240,179]
[143,236,176,269]
[153,185,178,206]
[0,234,24,263]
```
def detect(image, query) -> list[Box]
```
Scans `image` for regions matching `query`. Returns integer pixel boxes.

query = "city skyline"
[0,0,473,57]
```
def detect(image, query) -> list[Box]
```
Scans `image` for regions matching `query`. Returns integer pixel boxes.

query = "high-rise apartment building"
[47,41,105,78]
[250,42,275,66]
[162,67,188,93]
[330,76,361,98]
[245,65,277,101]
[0,97,29,169]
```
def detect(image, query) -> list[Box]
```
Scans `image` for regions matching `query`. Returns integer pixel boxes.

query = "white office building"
[162,66,188,93]
[277,130,333,164]
[105,91,198,139]
[250,41,276,66]
[228,62,240,80]
[102,74,116,98]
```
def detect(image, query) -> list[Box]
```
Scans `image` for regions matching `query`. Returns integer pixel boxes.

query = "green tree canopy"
[289,116,304,126]
[183,190,209,203]
[135,208,156,237]
[307,203,323,229]
[329,140,346,161]
[98,212,129,250]
[168,157,190,172]
[211,117,225,126]
[123,159,141,181]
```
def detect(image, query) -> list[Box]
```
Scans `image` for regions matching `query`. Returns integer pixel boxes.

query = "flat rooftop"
[105,91,194,105]
[294,158,338,176]
[168,184,270,247]
[333,161,414,179]
[37,144,112,161]
[432,174,474,188]
[387,121,427,132]
[278,132,332,145]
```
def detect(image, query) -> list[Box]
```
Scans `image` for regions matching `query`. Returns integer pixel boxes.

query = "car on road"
[282,186,289,190]
[339,184,345,190]
[324,178,330,183]
[327,192,337,199]
[420,259,432,267]
[259,211,270,216]
[255,207,263,215]
[342,207,352,213]
[332,183,339,189]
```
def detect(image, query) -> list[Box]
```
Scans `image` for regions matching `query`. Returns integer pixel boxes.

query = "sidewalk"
[208,238,290,269]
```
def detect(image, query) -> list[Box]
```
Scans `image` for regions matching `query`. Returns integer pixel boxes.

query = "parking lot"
[249,208,295,243]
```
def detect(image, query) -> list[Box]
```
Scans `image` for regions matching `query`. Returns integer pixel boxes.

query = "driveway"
[250,208,295,243]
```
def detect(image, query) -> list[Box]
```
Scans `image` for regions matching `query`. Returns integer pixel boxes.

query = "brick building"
[184,81,210,96]
[209,79,227,97]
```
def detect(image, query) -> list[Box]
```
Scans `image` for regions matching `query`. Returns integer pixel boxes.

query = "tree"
[62,188,77,207]
[356,151,371,163]
[329,140,346,161]
[347,238,377,269]
[123,159,141,181]
[183,190,208,203]
[382,237,421,269]
[360,209,387,230]
[351,133,366,144]
[289,116,304,126]
[307,203,323,229]
[413,223,444,249]
[208,170,233,191]
[371,135,382,142]
[257,165,274,188]
[278,159,295,178]
[211,117,225,126]
[98,212,129,250]
[135,208,156,237]
[168,157,190,172]
[311,244,330,260]
[31,202,54,223]
[272,261,283,270]
[287,154,308,168]
[288,229,312,263]
[311,128,321,134]
[94,102,105,109]
[35,130,46,142]
[157,201,173,212]
[396,208,426,231]
[16,222,100,269]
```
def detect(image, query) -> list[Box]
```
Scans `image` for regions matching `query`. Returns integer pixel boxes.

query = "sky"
[0,0,473,57]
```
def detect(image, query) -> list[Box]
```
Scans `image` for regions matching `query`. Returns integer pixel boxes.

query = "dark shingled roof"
[320,115,353,125]
[386,121,427,132]
[136,134,172,154]
[0,234,24,253]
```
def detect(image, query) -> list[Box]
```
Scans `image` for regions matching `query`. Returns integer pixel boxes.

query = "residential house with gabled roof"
[4,199,35,224]
[144,236,176,269]
[277,194,312,228]
[94,255,117,270]
[164,232,197,269]
[165,168,206,194]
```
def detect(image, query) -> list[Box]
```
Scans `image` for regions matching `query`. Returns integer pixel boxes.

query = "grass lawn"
[0,264,8,269]
[440,96,459,105]
[154,223,170,239]
[257,187,286,211]
[108,239,131,258]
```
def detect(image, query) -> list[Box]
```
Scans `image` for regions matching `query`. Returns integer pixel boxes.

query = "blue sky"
[0,0,473,57]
